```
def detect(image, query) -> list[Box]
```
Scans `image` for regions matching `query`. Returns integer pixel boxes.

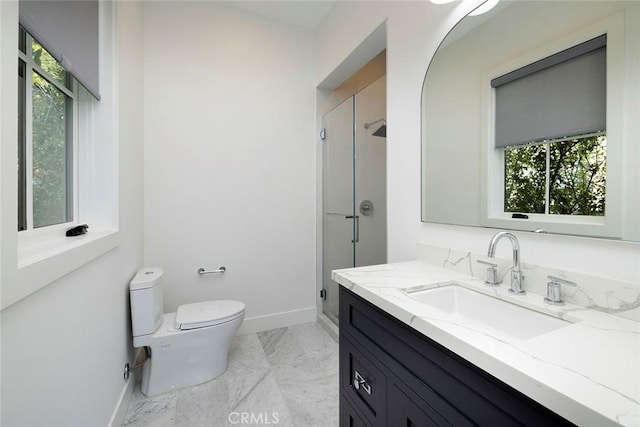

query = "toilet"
[129,267,244,396]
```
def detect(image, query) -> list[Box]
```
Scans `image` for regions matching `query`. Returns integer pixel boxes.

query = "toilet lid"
[175,300,245,330]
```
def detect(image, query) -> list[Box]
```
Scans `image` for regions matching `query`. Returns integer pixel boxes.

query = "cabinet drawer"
[340,334,387,426]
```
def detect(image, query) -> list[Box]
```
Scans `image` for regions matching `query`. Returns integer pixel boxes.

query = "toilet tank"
[130,267,164,337]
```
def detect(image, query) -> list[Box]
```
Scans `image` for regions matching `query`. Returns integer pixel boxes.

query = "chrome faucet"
[487,231,525,295]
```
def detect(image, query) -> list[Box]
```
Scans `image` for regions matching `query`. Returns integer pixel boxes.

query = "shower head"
[364,118,386,138]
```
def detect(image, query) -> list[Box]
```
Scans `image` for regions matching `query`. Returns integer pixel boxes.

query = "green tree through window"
[18,29,75,231]
[504,133,606,216]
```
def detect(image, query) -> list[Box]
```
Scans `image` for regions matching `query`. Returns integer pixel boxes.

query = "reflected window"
[494,35,607,218]
[504,133,606,216]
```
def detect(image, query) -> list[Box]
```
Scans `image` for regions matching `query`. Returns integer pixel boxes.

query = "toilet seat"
[175,300,245,330]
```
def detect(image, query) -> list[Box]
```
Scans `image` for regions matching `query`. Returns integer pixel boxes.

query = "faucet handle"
[477,260,500,287]
[544,275,577,306]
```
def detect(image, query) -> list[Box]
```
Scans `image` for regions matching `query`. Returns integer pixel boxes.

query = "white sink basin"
[405,284,573,340]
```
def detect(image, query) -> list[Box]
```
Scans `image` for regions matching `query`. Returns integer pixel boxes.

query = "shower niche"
[321,75,387,325]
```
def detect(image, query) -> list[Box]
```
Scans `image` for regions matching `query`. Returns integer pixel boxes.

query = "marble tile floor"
[122,321,339,427]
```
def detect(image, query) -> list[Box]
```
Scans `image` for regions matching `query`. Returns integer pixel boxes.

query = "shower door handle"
[327,213,359,243]
[345,215,359,243]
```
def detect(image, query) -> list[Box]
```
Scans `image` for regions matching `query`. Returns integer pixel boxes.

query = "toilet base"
[137,312,243,397]
[141,354,228,397]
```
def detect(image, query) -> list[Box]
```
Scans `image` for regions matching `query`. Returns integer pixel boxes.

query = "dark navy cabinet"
[339,287,575,426]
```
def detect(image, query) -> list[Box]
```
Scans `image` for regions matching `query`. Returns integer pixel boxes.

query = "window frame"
[479,14,624,239]
[18,27,80,238]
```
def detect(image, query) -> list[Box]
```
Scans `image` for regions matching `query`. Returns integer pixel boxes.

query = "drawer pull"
[353,370,372,395]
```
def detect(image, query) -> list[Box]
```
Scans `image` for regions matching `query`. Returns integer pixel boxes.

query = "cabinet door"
[340,394,370,427]
[389,384,444,427]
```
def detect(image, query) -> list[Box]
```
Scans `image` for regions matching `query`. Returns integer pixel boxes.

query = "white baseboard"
[237,306,317,335]
[108,376,135,427]
[317,312,339,342]
[108,349,144,427]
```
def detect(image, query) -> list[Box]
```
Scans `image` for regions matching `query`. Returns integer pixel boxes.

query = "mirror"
[421,1,639,241]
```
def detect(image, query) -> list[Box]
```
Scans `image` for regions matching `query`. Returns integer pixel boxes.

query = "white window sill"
[2,229,120,310]
[482,214,619,239]
[18,227,117,266]
[487,213,606,226]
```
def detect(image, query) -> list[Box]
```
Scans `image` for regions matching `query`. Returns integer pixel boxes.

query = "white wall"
[0,2,145,426]
[317,1,640,283]
[143,2,317,333]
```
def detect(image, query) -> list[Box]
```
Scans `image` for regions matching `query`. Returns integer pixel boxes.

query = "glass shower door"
[321,76,387,325]
[322,97,355,324]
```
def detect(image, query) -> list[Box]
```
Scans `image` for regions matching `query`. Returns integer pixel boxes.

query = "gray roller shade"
[492,35,606,148]
[20,0,100,100]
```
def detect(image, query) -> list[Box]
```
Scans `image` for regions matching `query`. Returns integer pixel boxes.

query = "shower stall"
[321,76,387,325]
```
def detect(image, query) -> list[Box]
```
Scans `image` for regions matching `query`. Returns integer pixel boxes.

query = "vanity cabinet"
[339,287,576,426]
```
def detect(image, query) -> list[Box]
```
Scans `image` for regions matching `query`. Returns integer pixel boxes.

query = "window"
[18,27,78,232]
[2,1,119,310]
[492,35,607,220]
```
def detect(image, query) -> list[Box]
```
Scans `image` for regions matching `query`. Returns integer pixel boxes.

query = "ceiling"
[218,1,336,30]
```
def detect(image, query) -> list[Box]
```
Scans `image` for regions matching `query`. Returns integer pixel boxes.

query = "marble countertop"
[333,261,640,427]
